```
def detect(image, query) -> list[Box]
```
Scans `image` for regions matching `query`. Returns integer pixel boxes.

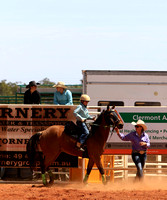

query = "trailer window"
[135,102,161,106]
[98,101,124,106]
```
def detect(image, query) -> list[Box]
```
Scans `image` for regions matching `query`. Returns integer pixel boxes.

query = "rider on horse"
[73,94,95,151]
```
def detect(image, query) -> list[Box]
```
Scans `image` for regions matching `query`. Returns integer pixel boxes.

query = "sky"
[0,0,167,85]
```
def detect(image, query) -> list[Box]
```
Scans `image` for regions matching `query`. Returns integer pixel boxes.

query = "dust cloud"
[0,177,167,200]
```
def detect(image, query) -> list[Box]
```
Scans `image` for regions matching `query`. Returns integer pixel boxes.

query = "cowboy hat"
[26,81,40,88]
[131,119,147,131]
[53,81,67,89]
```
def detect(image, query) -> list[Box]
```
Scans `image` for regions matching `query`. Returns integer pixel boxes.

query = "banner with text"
[105,106,167,155]
[0,105,78,167]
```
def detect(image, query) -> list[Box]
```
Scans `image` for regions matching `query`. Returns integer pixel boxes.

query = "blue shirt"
[118,131,150,151]
[73,103,94,121]
[53,89,73,105]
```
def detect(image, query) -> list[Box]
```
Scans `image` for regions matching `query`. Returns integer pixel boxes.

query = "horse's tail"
[26,132,42,171]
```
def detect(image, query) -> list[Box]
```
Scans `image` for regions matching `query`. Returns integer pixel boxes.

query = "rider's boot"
[76,142,85,152]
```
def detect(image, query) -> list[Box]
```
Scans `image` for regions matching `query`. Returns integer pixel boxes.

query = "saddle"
[64,121,89,157]
[64,121,82,139]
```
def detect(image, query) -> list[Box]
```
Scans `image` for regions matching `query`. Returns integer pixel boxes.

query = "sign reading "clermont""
[120,112,167,123]
[105,106,167,155]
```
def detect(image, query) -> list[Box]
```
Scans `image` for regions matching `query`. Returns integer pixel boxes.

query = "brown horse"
[26,105,123,186]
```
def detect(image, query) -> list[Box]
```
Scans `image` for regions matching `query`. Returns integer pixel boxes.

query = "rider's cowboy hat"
[131,119,147,131]
[53,81,67,89]
[26,81,40,88]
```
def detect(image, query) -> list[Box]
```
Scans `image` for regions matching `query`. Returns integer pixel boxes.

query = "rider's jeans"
[76,121,89,145]
[132,152,147,179]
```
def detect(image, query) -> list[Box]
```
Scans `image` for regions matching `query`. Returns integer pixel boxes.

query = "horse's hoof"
[83,181,88,185]
[102,181,107,185]
[44,183,51,187]
[49,180,54,185]
[43,181,48,187]
[83,182,88,187]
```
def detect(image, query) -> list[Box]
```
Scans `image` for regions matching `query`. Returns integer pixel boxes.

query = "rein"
[88,108,120,139]
[90,123,112,128]
[108,125,116,141]
[90,123,115,141]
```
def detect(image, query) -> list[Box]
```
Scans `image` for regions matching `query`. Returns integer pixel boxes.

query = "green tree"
[0,80,18,95]
[38,78,55,86]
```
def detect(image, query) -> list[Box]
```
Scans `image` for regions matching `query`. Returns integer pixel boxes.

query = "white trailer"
[82,70,167,155]
[82,70,167,180]
[82,70,167,106]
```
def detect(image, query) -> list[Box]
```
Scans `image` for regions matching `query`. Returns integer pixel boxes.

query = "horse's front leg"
[83,158,94,184]
[94,157,106,185]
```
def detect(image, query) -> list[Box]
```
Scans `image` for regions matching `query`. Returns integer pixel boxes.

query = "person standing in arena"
[115,119,150,181]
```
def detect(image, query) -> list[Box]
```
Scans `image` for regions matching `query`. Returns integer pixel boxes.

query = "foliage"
[0,80,18,95]
[38,78,55,87]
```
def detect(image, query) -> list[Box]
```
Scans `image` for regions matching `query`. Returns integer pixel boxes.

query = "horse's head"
[103,105,124,129]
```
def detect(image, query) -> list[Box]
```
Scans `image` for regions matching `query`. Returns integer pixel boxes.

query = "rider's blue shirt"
[73,103,93,121]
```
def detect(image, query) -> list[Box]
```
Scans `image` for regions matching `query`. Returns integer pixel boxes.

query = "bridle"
[89,107,123,138]
[106,110,122,140]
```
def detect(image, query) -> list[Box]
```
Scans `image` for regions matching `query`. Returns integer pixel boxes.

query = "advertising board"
[105,106,167,155]
[0,105,78,168]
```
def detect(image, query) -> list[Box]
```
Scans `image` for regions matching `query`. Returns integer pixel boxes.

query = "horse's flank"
[39,117,111,162]
[39,125,83,162]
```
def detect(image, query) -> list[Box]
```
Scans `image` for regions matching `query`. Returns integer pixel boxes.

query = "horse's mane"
[90,111,104,133]
[93,111,104,125]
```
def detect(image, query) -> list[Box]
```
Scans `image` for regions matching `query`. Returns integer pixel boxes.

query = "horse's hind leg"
[83,158,94,184]
[39,153,48,186]
[47,167,54,185]
[40,163,54,186]
[43,152,61,186]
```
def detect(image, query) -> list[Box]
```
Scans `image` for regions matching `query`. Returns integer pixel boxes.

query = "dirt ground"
[0,177,167,200]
